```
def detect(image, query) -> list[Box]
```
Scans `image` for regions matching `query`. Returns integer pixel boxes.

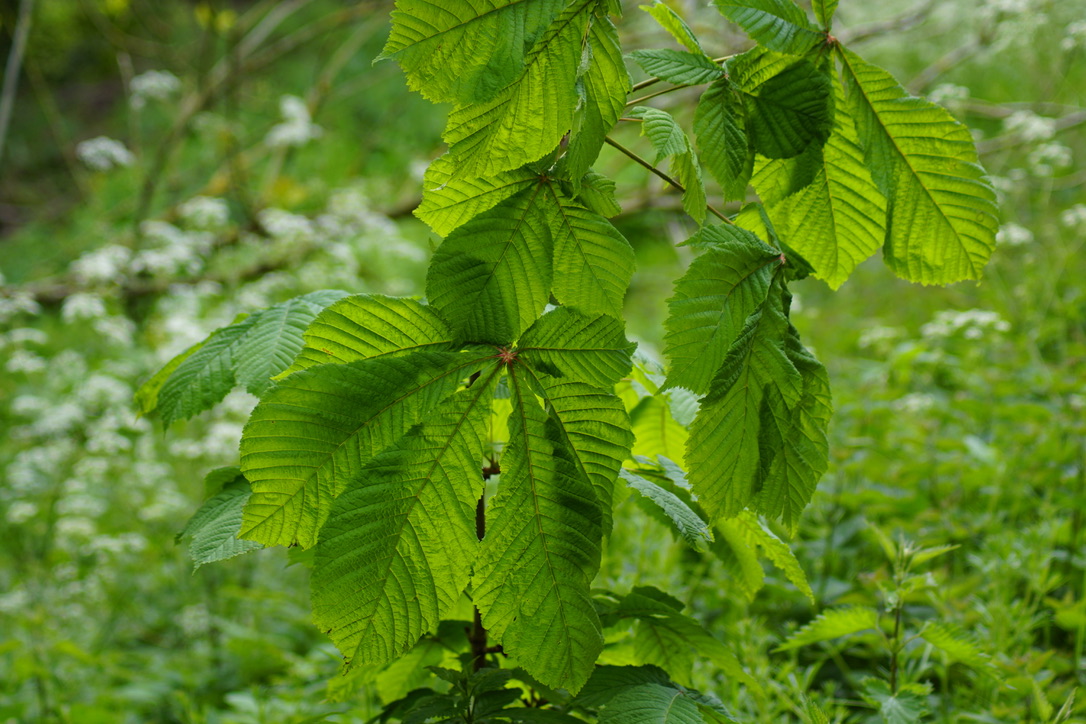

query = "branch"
[0,0,35,167]
[603,136,732,225]
[836,0,937,45]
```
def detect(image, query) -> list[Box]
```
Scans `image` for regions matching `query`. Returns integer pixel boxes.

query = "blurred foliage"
[1,0,1085,721]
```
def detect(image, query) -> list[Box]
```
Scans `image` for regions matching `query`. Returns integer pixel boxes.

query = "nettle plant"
[140,0,999,720]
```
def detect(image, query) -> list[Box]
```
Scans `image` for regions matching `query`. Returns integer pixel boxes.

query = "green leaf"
[861,679,930,724]
[663,224,782,395]
[920,623,996,676]
[775,606,880,651]
[541,185,636,318]
[685,286,805,522]
[415,154,536,237]
[576,171,623,218]
[621,469,712,549]
[379,0,565,104]
[178,470,263,570]
[560,15,631,180]
[599,683,704,724]
[714,0,823,56]
[443,0,596,178]
[283,295,454,376]
[473,367,604,694]
[629,396,690,465]
[640,2,707,56]
[694,78,753,202]
[427,187,553,344]
[494,708,586,723]
[630,49,724,86]
[234,290,350,395]
[135,338,203,416]
[156,315,256,426]
[531,376,633,538]
[712,518,765,601]
[730,49,833,159]
[754,73,886,289]
[812,0,837,29]
[576,665,672,707]
[715,511,814,602]
[838,47,998,284]
[310,369,498,667]
[239,350,488,548]
[628,106,707,224]
[518,307,635,389]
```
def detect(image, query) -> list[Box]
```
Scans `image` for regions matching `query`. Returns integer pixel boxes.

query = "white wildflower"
[178,196,230,230]
[858,325,905,350]
[1060,204,1086,229]
[71,245,132,285]
[995,222,1034,247]
[7,327,47,345]
[1028,142,1072,176]
[129,69,181,109]
[61,292,108,323]
[55,516,97,539]
[93,315,136,346]
[1003,110,1056,142]
[5,350,46,373]
[928,83,970,106]
[6,501,38,524]
[76,136,136,171]
[1062,20,1086,50]
[264,95,322,148]
[921,309,1011,340]
[258,207,315,241]
[893,393,937,414]
[0,292,42,323]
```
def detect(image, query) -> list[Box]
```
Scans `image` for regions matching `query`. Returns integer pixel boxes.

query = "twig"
[837,0,937,45]
[603,136,732,224]
[908,39,982,93]
[0,0,35,167]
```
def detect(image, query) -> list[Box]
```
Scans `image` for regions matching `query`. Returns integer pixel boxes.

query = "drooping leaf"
[775,606,880,651]
[714,511,814,602]
[730,49,833,160]
[135,338,203,416]
[560,14,631,180]
[576,664,673,707]
[838,47,998,283]
[576,171,623,218]
[282,295,454,376]
[234,290,350,395]
[178,469,263,570]
[694,78,753,202]
[239,350,489,548]
[518,307,635,389]
[415,154,536,237]
[473,366,604,693]
[629,396,689,465]
[540,185,636,318]
[427,187,553,344]
[920,623,997,676]
[754,73,886,288]
[630,49,724,86]
[530,375,633,538]
[310,369,499,667]
[443,0,596,178]
[714,0,823,56]
[621,469,712,549]
[712,518,766,601]
[663,224,783,395]
[629,106,707,224]
[379,0,565,104]
[640,2,708,56]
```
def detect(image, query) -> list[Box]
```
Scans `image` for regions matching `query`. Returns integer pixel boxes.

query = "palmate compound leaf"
[443,0,597,179]
[694,78,753,203]
[415,153,537,237]
[151,290,348,425]
[559,13,631,181]
[280,295,454,376]
[620,469,712,550]
[427,187,553,344]
[628,106,707,225]
[812,0,837,29]
[838,46,999,284]
[712,510,814,602]
[239,349,492,548]
[753,72,886,289]
[639,2,707,56]
[378,0,565,105]
[662,224,783,396]
[472,366,605,694]
[518,306,636,389]
[178,467,263,570]
[714,0,823,56]
[310,366,500,667]
[686,280,830,530]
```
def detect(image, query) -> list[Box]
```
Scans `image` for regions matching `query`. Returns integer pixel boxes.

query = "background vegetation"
[1,0,1083,721]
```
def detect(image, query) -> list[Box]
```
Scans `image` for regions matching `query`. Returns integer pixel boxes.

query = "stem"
[0,0,35,167]
[889,595,903,695]
[470,491,488,671]
[627,84,690,107]
[603,136,732,224]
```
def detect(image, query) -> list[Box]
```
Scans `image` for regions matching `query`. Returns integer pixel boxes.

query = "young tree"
[144,0,998,719]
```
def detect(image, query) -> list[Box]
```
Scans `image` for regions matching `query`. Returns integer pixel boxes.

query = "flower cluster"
[76,136,136,171]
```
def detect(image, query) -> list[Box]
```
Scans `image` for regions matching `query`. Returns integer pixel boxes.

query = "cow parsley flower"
[76,136,136,171]
[61,292,108,323]
[1003,111,1056,142]
[1060,204,1086,230]
[265,95,322,148]
[71,245,132,285]
[995,222,1034,247]
[178,196,230,230]
[129,70,181,109]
